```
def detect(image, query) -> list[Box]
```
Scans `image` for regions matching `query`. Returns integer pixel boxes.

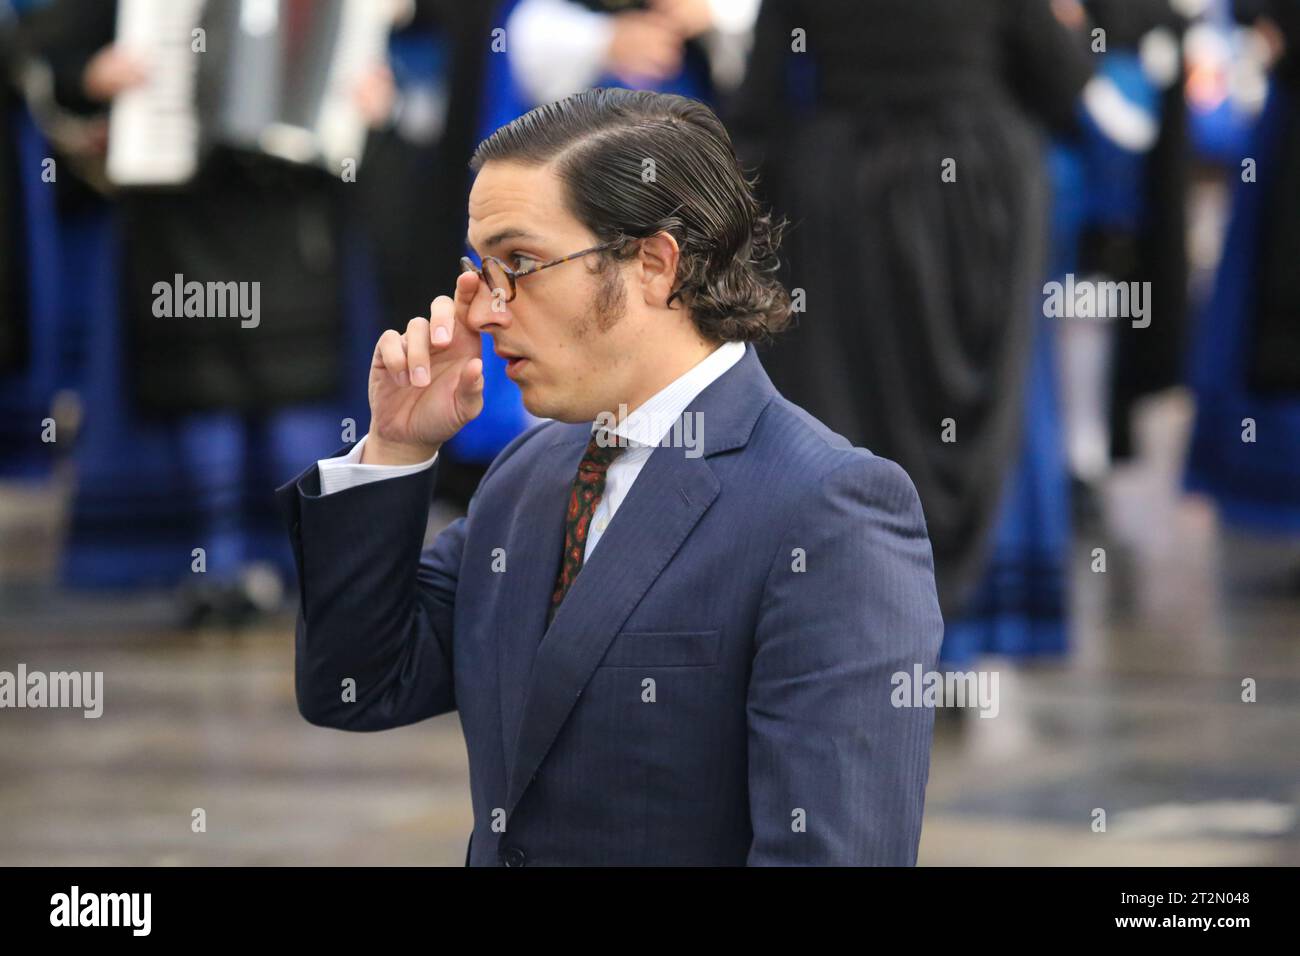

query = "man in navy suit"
[279,88,943,865]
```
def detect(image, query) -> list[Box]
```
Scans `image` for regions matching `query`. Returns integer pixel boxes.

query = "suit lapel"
[504,443,721,815]
[495,430,588,768]
[501,344,779,817]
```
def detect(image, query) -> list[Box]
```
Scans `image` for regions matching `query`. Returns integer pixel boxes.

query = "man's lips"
[497,349,529,378]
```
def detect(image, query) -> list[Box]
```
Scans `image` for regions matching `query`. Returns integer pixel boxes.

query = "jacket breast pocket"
[598,629,720,668]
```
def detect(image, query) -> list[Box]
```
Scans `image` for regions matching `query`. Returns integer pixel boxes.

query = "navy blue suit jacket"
[277,344,944,865]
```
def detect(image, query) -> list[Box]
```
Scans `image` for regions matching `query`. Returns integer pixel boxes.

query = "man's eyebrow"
[465,228,538,254]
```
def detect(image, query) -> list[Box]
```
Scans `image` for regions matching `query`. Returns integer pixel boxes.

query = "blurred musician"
[21,0,394,621]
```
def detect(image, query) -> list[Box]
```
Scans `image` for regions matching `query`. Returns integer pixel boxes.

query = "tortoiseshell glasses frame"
[459,238,626,303]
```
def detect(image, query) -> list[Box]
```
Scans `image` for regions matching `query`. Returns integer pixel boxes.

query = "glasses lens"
[482,259,512,300]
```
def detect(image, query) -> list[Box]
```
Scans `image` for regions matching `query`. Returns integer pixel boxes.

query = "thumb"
[454,357,485,423]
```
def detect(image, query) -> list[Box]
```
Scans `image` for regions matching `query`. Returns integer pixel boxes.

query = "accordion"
[106,0,400,187]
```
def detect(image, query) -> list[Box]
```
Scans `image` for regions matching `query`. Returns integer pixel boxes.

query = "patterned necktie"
[549,430,624,621]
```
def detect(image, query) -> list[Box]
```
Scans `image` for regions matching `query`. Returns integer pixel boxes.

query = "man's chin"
[519,390,590,425]
[518,388,555,421]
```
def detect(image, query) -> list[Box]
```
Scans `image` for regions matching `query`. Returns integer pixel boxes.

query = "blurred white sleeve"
[706,0,760,34]
[317,434,438,496]
[703,0,761,92]
[506,0,615,105]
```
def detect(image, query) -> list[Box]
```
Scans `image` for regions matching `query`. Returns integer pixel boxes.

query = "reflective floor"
[1,395,1297,866]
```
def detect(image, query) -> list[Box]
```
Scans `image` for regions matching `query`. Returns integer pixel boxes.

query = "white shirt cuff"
[316,434,439,496]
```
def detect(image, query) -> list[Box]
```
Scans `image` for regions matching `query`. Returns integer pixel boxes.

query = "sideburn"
[582,255,628,334]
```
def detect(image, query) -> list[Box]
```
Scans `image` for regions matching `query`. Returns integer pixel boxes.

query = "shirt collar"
[590,340,746,448]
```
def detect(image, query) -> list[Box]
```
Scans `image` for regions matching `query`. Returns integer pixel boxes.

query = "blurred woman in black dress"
[732,0,1092,628]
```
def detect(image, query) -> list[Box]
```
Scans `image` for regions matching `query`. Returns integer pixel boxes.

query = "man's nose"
[467,286,512,332]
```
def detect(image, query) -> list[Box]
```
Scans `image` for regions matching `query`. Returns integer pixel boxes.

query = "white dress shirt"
[316,340,745,562]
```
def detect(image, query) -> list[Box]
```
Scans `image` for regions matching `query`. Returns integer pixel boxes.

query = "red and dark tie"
[549,430,623,621]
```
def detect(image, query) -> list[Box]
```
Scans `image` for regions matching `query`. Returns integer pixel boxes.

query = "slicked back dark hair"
[469,88,790,343]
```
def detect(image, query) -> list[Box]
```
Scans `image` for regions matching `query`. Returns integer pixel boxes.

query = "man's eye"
[510,253,539,271]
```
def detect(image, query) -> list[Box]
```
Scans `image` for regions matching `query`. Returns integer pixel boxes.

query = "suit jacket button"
[499,846,526,867]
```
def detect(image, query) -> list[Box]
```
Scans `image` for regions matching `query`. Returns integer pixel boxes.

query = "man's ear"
[636,232,681,308]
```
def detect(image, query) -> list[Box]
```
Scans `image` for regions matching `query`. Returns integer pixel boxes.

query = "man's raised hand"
[364,271,485,465]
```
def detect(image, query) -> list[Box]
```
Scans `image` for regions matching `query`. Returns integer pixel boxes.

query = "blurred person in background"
[1063,0,1191,509]
[358,0,495,323]
[16,0,396,624]
[1186,0,1300,544]
[0,0,103,483]
[731,0,1091,666]
[503,0,759,107]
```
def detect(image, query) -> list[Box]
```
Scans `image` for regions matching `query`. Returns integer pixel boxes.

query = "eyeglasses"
[460,239,625,303]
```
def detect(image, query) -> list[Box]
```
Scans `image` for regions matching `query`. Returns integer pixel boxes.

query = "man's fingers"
[376,329,408,386]
[429,295,455,347]
[405,317,431,387]
[452,270,480,329]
